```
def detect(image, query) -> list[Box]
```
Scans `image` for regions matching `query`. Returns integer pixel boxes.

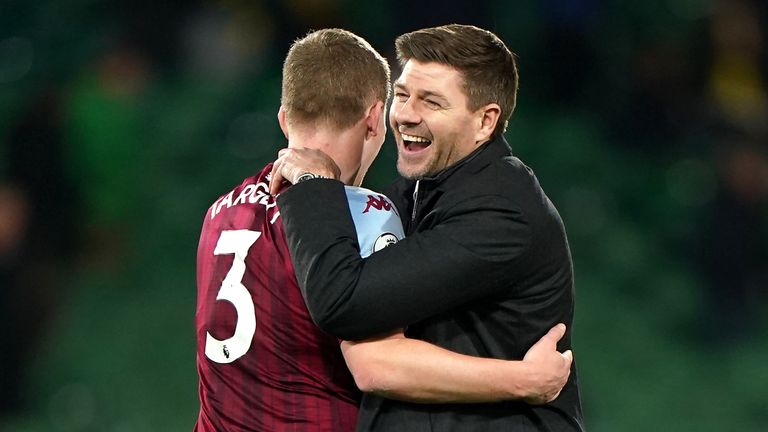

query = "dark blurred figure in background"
[538,0,599,107]
[698,138,768,344]
[695,0,768,345]
[389,0,492,35]
[0,88,81,415]
[63,42,152,268]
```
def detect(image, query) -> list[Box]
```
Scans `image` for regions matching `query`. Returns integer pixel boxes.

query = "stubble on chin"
[396,157,437,180]
[397,155,425,180]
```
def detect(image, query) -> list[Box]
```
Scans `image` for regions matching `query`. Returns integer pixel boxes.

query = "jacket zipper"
[411,180,420,226]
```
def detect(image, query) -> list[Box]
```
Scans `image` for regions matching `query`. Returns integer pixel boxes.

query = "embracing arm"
[276,180,530,340]
[343,324,572,404]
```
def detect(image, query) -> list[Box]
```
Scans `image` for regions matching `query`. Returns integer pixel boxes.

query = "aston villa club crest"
[373,232,399,253]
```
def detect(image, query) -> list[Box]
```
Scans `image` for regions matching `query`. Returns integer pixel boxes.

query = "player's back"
[194,165,360,432]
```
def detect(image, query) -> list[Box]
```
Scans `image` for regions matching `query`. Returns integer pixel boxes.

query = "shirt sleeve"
[277,179,531,340]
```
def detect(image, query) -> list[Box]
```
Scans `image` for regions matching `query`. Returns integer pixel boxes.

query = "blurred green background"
[1,0,767,431]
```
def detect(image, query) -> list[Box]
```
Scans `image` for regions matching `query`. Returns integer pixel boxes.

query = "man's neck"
[287,124,364,186]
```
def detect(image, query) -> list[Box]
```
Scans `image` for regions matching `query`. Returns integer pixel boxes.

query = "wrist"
[509,360,535,400]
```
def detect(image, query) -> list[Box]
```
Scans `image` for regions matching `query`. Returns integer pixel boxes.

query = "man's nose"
[394,98,420,126]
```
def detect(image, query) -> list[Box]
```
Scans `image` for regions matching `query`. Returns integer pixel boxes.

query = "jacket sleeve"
[276,179,531,340]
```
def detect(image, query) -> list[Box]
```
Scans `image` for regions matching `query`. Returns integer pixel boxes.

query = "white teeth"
[401,133,431,143]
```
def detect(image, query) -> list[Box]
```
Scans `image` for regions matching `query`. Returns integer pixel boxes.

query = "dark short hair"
[395,24,518,137]
[282,28,391,129]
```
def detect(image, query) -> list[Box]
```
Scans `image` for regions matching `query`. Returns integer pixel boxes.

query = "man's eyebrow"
[392,83,448,104]
[419,90,447,102]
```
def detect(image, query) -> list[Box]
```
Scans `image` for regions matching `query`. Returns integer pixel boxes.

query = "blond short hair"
[282,28,391,130]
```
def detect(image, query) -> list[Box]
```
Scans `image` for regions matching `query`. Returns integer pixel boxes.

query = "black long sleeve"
[277,178,531,340]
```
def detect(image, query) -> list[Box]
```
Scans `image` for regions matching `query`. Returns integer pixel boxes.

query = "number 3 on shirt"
[205,230,261,364]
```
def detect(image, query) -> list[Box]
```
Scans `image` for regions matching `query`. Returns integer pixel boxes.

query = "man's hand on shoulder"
[269,147,341,195]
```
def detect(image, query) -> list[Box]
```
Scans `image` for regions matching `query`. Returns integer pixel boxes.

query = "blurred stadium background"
[1,0,766,431]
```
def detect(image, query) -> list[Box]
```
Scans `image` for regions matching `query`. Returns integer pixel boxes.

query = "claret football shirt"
[194,164,403,432]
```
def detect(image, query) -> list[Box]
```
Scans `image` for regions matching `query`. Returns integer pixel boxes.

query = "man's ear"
[277,105,289,139]
[364,100,385,139]
[475,103,501,143]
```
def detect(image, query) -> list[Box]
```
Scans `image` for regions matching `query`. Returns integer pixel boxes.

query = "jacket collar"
[417,135,512,184]
[386,135,513,206]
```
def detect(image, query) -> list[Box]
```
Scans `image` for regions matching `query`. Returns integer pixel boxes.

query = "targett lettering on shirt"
[210,174,279,223]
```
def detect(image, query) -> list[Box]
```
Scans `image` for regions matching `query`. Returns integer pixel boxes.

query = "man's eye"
[395,92,408,100]
[425,99,441,108]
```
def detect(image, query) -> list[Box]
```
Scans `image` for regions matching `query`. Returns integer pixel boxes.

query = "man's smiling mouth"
[401,133,432,152]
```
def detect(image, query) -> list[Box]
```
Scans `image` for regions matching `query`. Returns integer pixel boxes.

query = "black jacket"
[277,136,584,431]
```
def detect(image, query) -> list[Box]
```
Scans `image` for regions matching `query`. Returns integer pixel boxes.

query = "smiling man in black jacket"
[271,24,585,431]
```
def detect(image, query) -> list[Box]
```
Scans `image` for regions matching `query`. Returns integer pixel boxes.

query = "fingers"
[562,349,573,369]
[562,350,573,375]
[547,323,567,341]
[542,350,572,404]
[269,147,341,194]
[521,328,573,406]
[269,156,285,196]
[269,148,296,195]
[547,389,563,403]
[533,323,566,350]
